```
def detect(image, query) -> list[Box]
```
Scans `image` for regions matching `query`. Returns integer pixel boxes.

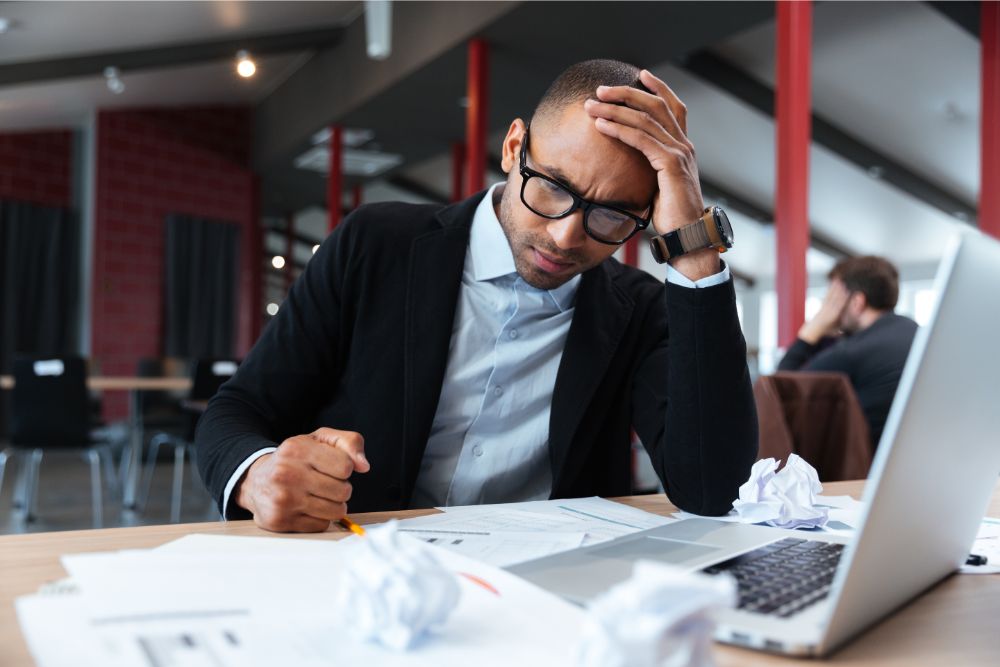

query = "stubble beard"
[497,187,589,291]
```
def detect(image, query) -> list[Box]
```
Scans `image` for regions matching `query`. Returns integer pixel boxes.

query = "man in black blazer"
[195,60,757,532]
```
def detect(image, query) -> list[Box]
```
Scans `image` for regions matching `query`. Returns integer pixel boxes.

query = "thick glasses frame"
[518,127,652,245]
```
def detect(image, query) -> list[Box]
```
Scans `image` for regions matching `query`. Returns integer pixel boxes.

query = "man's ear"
[850,291,868,313]
[500,119,526,174]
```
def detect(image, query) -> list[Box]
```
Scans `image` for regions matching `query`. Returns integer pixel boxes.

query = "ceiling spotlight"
[104,66,125,94]
[365,0,392,60]
[312,244,320,254]
[271,255,286,269]
[236,50,256,78]
[266,302,280,316]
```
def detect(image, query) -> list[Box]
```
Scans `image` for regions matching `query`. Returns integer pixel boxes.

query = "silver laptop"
[507,230,1000,656]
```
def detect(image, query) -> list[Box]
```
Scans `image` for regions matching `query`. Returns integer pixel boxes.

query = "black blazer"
[195,192,758,518]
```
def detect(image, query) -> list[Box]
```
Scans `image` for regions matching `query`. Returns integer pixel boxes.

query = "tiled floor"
[0,446,221,535]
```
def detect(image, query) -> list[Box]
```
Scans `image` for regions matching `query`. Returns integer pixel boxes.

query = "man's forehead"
[530,107,655,206]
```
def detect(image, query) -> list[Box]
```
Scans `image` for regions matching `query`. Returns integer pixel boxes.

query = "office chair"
[140,358,238,522]
[7,356,116,529]
[753,371,873,482]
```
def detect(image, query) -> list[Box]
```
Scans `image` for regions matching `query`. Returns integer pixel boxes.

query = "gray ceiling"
[0,0,984,282]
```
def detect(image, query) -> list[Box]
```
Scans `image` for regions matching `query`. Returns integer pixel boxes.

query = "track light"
[104,66,125,94]
[365,0,392,60]
[236,50,256,78]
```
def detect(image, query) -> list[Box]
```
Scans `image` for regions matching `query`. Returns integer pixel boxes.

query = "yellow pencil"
[338,516,366,536]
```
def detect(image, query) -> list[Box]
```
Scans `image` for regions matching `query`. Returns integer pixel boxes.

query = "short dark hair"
[532,59,648,126]
[828,256,900,311]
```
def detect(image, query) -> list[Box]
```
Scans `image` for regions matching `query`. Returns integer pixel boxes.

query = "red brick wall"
[92,107,256,418]
[0,130,73,207]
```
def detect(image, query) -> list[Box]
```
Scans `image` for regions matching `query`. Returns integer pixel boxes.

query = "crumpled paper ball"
[732,454,828,529]
[575,561,736,667]
[335,520,460,650]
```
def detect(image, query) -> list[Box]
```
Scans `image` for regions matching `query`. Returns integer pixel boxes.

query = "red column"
[327,125,343,233]
[982,0,1000,239]
[464,39,489,198]
[352,184,363,211]
[285,212,295,292]
[623,236,639,267]
[249,175,263,343]
[451,141,466,202]
[775,0,812,348]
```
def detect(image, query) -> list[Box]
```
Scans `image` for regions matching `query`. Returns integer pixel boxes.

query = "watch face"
[715,207,734,246]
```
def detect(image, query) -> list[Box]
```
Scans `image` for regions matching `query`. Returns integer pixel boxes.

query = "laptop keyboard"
[702,537,844,618]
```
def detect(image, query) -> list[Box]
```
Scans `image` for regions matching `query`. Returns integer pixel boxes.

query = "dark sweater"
[778,313,918,446]
[195,193,758,518]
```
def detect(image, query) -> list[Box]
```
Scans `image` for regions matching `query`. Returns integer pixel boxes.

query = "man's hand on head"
[234,427,370,533]
[798,281,851,345]
[584,69,720,281]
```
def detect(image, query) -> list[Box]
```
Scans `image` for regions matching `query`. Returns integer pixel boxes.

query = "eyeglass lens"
[522,175,638,243]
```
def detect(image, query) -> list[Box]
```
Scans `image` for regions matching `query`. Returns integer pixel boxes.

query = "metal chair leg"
[0,447,10,507]
[25,449,43,523]
[12,451,28,510]
[87,449,103,529]
[102,445,119,497]
[170,444,185,524]
[140,434,171,512]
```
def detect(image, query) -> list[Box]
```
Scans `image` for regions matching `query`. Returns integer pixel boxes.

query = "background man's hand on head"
[235,427,370,533]
[798,280,852,345]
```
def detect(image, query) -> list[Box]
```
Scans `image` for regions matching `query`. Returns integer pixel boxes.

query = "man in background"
[779,256,918,447]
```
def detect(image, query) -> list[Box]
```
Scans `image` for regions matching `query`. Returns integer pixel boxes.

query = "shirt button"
[508,329,519,339]
[473,445,484,457]
[493,386,503,397]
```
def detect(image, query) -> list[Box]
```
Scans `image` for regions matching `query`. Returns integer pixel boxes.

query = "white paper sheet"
[396,527,586,566]
[673,494,865,537]
[961,516,1000,574]
[435,496,675,545]
[18,534,587,667]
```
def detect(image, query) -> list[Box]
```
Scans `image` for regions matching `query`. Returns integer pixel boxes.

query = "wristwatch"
[649,206,734,264]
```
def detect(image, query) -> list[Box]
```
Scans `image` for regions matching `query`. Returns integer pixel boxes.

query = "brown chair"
[753,372,873,482]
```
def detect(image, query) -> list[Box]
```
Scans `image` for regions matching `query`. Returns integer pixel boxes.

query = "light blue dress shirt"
[222,184,730,516]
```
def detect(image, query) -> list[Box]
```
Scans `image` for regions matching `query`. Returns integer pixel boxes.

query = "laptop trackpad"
[587,536,721,565]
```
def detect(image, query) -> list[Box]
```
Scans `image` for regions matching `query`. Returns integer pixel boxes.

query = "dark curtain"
[0,200,80,373]
[164,215,241,359]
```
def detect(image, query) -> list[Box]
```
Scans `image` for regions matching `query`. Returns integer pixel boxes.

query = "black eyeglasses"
[518,127,652,245]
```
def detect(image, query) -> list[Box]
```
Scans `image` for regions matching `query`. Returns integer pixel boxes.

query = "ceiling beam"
[680,50,977,223]
[927,1,980,38]
[700,175,854,260]
[386,175,449,204]
[253,1,520,171]
[0,27,345,87]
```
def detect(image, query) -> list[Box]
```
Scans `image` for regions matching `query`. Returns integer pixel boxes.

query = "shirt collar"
[468,183,580,312]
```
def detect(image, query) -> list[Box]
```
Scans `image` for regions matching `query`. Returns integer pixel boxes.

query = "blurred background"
[0,0,989,532]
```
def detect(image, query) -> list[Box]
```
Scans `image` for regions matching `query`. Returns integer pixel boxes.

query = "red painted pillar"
[464,39,489,198]
[285,212,295,292]
[775,0,812,347]
[982,0,1000,239]
[451,141,466,202]
[249,175,263,343]
[623,236,639,267]
[352,184,363,211]
[327,125,343,233]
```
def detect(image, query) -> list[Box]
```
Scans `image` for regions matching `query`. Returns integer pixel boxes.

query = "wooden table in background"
[1,480,999,666]
[0,375,193,511]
